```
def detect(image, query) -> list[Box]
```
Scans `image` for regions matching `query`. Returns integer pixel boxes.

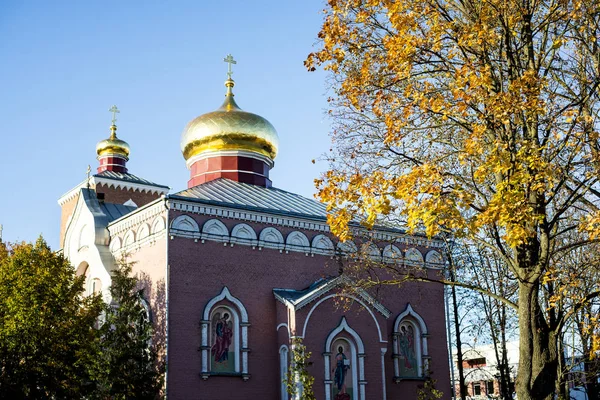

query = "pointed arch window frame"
[200,287,250,380]
[392,304,430,381]
[323,317,366,400]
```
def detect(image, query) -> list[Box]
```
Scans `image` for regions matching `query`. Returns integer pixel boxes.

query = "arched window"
[91,278,102,295]
[392,304,429,381]
[279,345,289,400]
[324,317,366,400]
[200,287,249,380]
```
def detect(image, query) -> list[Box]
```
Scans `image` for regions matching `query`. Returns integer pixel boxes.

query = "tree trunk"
[450,268,468,400]
[516,281,558,400]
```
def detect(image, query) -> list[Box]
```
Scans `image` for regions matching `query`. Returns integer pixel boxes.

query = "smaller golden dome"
[96,125,130,159]
[181,78,279,163]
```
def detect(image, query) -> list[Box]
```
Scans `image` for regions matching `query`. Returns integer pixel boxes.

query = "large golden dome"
[181,79,279,163]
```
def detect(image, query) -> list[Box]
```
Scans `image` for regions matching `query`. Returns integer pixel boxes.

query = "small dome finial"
[223,54,237,95]
[108,105,120,139]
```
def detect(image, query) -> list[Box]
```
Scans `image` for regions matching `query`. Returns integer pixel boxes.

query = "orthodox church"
[58,57,451,399]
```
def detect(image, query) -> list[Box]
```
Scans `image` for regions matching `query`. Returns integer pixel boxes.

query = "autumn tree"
[0,238,103,399]
[307,1,600,400]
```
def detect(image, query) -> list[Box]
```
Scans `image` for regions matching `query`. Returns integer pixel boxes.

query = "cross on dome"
[109,105,120,126]
[223,54,237,80]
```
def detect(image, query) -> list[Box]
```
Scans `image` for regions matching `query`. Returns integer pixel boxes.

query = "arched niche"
[201,219,229,242]
[323,317,366,400]
[311,234,335,256]
[337,240,358,257]
[230,223,258,246]
[259,227,284,250]
[383,244,402,263]
[404,248,424,267]
[171,215,200,238]
[151,216,166,234]
[425,250,444,267]
[200,287,250,381]
[392,304,429,381]
[137,223,151,240]
[285,231,310,253]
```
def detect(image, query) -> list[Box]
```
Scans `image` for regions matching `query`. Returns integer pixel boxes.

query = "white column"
[280,347,289,400]
[323,352,332,400]
[200,321,210,378]
[380,348,387,400]
[241,324,250,379]
[392,333,399,379]
[358,354,366,400]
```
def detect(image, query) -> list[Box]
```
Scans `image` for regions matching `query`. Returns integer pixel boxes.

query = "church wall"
[124,236,167,318]
[165,211,451,400]
[59,195,79,248]
[96,183,162,207]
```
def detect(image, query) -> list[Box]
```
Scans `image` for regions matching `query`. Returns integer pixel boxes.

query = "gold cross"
[223,54,237,80]
[108,105,120,125]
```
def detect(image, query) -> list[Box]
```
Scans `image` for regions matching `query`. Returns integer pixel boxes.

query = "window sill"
[393,376,427,383]
[200,372,251,381]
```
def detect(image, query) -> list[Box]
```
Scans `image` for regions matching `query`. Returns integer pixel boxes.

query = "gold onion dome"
[181,77,279,163]
[96,124,130,159]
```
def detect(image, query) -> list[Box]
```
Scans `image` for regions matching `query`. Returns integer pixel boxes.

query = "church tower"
[181,55,278,188]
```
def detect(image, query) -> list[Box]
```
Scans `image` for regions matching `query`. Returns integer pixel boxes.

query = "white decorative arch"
[392,304,429,380]
[200,287,250,380]
[78,224,89,250]
[202,287,249,322]
[276,323,290,339]
[405,247,424,266]
[324,317,366,400]
[201,219,229,242]
[259,227,285,250]
[109,236,122,253]
[151,216,166,234]
[170,215,200,238]
[337,240,358,256]
[311,234,335,256]
[325,317,365,353]
[230,223,258,246]
[123,230,136,247]
[383,244,402,263]
[137,223,150,240]
[286,231,310,252]
[425,250,444,267]
[361,242,381,260]
[302,294,385,343]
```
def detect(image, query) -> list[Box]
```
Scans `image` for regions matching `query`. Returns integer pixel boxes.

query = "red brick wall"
[165,212,451,400]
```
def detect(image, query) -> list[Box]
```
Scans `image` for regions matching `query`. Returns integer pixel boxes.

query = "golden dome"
[181,79,279,163]
[96,125,130,158]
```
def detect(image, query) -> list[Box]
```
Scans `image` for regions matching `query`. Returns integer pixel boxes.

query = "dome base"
[188,155,272,188]
[98,155,128,173]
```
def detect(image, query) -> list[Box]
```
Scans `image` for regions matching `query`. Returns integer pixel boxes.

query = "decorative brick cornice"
[167,198,444,248]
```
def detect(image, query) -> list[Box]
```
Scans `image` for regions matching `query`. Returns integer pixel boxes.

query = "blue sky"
[0,1,331,249]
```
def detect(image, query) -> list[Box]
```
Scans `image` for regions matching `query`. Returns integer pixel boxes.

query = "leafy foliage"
[308,1,600,399]
[0,238,103,399]
[286,337,316,400]
[93,260,164,399]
